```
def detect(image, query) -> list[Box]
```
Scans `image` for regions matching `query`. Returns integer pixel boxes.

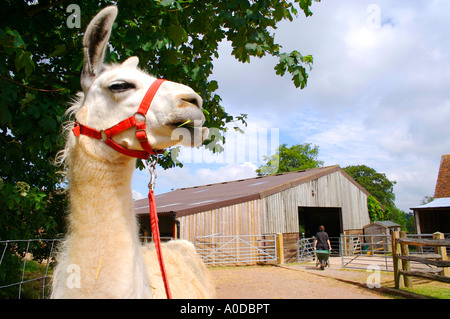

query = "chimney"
[434,154,450,198]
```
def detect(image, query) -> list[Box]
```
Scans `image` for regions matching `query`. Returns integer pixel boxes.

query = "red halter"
[72,78,172,299]
[72,78,167,159]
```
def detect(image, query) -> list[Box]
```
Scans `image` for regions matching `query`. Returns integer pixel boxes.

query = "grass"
[402,281,450,299]
[22,260,53,299]
[0,259,53,299]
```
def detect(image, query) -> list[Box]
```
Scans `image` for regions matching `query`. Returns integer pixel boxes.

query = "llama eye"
[108,81,135,93]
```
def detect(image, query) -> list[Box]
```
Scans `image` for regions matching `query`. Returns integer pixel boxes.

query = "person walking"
[314,225,332,270]
[314,225,332,251]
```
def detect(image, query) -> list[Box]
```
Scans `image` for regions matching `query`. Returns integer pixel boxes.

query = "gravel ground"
[210,259,392,299]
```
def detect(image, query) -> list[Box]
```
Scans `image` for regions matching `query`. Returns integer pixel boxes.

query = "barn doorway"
[138,212,177,240]
[298,207,342,239]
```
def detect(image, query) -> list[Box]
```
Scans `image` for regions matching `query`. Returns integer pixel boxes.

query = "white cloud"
[132,189,145,200]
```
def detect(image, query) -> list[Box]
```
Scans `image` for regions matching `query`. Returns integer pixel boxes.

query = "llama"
[51,6,215,299]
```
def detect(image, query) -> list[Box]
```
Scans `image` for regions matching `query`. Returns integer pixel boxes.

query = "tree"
[366,195,385,222]
[1,1,320,240]
[257,143,323,176]
[343,165,410,229]
[343,165,396,209]
[420,195,434,205]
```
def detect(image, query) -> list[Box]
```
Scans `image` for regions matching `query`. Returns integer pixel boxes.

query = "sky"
[132,0,450,213]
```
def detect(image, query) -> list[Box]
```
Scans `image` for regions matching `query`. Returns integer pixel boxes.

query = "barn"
[411,154,450,234]
[134,165,371,255]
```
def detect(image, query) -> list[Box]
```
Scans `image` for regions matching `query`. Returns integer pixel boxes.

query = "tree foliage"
[343,165,411,229]
[366,195,385,222]
[0,1,319,240]
[257,143,323,176]
[343,165,396,209]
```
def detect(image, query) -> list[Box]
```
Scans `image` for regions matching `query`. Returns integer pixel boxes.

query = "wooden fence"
[392,231,450,289]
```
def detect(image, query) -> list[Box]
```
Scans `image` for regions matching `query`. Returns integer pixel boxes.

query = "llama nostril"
[182,98,198,108]
[180,95,202,109]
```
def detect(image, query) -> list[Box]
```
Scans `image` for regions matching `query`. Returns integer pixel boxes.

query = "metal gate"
[194,233,277,266]
[297,237,315,262]
[340,234,393,271]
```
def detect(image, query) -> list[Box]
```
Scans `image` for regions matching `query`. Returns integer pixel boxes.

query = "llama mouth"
[165,121,209,147]
[164,113,205,131]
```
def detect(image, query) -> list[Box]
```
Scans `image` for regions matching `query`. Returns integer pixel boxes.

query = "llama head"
[74,6,208,160]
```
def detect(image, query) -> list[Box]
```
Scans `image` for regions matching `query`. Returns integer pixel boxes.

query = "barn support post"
[433,232,450,277]
[276,233,284,264]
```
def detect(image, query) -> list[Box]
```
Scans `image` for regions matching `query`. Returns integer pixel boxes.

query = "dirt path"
[210,263,391,299]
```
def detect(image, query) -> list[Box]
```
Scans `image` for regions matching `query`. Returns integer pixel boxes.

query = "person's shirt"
[315,231,329,246]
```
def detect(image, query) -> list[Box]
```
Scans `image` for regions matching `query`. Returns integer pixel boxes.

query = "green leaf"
[6,28,26,48]
[160,0,176,6]
[166,50,181,65]
[207,80,219,92]
[167,24,188,46]
[15,50,35,77]
[20,92,36,108]
[49,44,66,58]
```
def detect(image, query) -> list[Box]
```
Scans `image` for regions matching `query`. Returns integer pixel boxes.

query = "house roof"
[134,165,371,217]
[410,197,450,210]
[364,220,401,229]
[434,154,450,198]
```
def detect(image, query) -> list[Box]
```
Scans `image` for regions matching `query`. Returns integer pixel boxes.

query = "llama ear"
[122,56,139,68]
[81,6,118,91]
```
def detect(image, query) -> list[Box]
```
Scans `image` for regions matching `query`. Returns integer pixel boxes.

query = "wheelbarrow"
[315,250,330,270]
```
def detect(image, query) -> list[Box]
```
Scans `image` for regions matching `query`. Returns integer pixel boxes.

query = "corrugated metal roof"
[410,197,450,210]
[134,165,370,217]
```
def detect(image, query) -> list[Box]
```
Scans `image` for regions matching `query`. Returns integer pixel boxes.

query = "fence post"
[392,230,404,289]
[400,231,412,288]
[433,232,450,277]
[276,233,284,264]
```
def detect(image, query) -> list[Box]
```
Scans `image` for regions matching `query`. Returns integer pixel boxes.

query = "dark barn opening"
[139,212,177,239]
[416,209,450,234]
[298,206,343,240]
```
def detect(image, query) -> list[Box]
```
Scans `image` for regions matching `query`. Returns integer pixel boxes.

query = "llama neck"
[63,143,151,298]
[68,144,136,234]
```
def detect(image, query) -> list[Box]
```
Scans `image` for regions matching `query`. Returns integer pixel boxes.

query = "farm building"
[411,154,450,234]
[134,165,371,250]
[362,221,401,253]
[363,221,401,236]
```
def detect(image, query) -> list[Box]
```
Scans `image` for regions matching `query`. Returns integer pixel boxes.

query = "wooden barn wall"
[262,171,370,234]
[178,199,264,243]
[178,171,370,242]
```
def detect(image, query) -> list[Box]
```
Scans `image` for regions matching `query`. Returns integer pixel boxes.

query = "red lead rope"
[148,189,172,299]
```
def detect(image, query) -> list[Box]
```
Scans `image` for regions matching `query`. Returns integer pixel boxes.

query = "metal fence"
[0,239,61,299]
[297,237,315,262]
[0,236,172,299]
[340,233,450,271]
[3,233,448,298]
[195,233,278,266]
[340,234,393,271]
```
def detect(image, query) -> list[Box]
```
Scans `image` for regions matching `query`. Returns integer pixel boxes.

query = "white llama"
[51,6,215,299]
